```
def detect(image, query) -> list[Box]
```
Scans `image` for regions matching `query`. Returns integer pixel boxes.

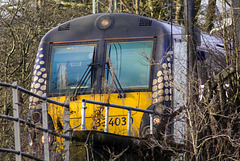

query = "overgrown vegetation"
[0,0,240,160]
[0,0,90,160]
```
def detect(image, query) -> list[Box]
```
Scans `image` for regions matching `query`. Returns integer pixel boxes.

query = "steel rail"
[82,99,154,114]
[0,148,44,161]
[0,114,71,140]
[0,82,69,108]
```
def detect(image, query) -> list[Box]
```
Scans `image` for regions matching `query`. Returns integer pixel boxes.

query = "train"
[28,13,225,141]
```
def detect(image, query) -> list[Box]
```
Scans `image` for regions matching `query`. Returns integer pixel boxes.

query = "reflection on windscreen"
[50,44,95,94]
[107,41,153,89]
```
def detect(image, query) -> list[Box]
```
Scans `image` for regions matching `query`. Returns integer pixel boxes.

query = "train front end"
[29,13,173,139]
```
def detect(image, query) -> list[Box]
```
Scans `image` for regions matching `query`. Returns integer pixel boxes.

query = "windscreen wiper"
[71,65,92,100]
[72,46,125,100]
[106,62,125,98]
[71,47,96,100]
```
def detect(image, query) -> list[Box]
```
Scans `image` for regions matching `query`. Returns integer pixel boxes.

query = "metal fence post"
[127,110,131,136]
[42,93,50,161]
[104,106,109,132]
[81,101,87,130]
[64,101,70,161]
[12,81,22,161]
[149,113,153,135]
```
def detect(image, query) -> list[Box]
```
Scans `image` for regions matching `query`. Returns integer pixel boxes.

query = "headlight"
[96,15,112,30]
[32,111,42,123]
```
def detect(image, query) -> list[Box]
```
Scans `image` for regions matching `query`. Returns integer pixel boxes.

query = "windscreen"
[106,41,153,90]
[49,44,96,94]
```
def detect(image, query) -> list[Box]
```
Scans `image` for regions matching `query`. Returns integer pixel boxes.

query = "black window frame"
[48,41,98,96]
[103,38,156,93]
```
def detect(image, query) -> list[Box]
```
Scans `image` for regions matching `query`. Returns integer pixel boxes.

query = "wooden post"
[184,0,198,100]
[184,0,197,159]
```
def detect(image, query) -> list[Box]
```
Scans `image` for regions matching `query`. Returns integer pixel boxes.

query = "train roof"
[41,13,225,55]
[42,13,168,42]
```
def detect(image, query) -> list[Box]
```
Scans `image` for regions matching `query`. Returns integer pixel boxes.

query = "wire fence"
[0,82,70,161]
[0,81,156,161]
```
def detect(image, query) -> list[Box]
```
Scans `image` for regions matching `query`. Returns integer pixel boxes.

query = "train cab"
[29,13,225,140]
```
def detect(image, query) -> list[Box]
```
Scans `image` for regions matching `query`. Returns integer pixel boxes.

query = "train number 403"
[95,117,133,127]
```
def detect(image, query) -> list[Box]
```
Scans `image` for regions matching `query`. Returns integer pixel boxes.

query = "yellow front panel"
[48,92,152,137]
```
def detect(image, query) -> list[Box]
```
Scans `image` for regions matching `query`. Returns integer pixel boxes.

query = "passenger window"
[106,41,153,90]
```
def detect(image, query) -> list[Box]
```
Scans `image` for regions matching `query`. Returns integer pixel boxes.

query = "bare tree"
[0,0,91,160]
[203,0,217,32]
